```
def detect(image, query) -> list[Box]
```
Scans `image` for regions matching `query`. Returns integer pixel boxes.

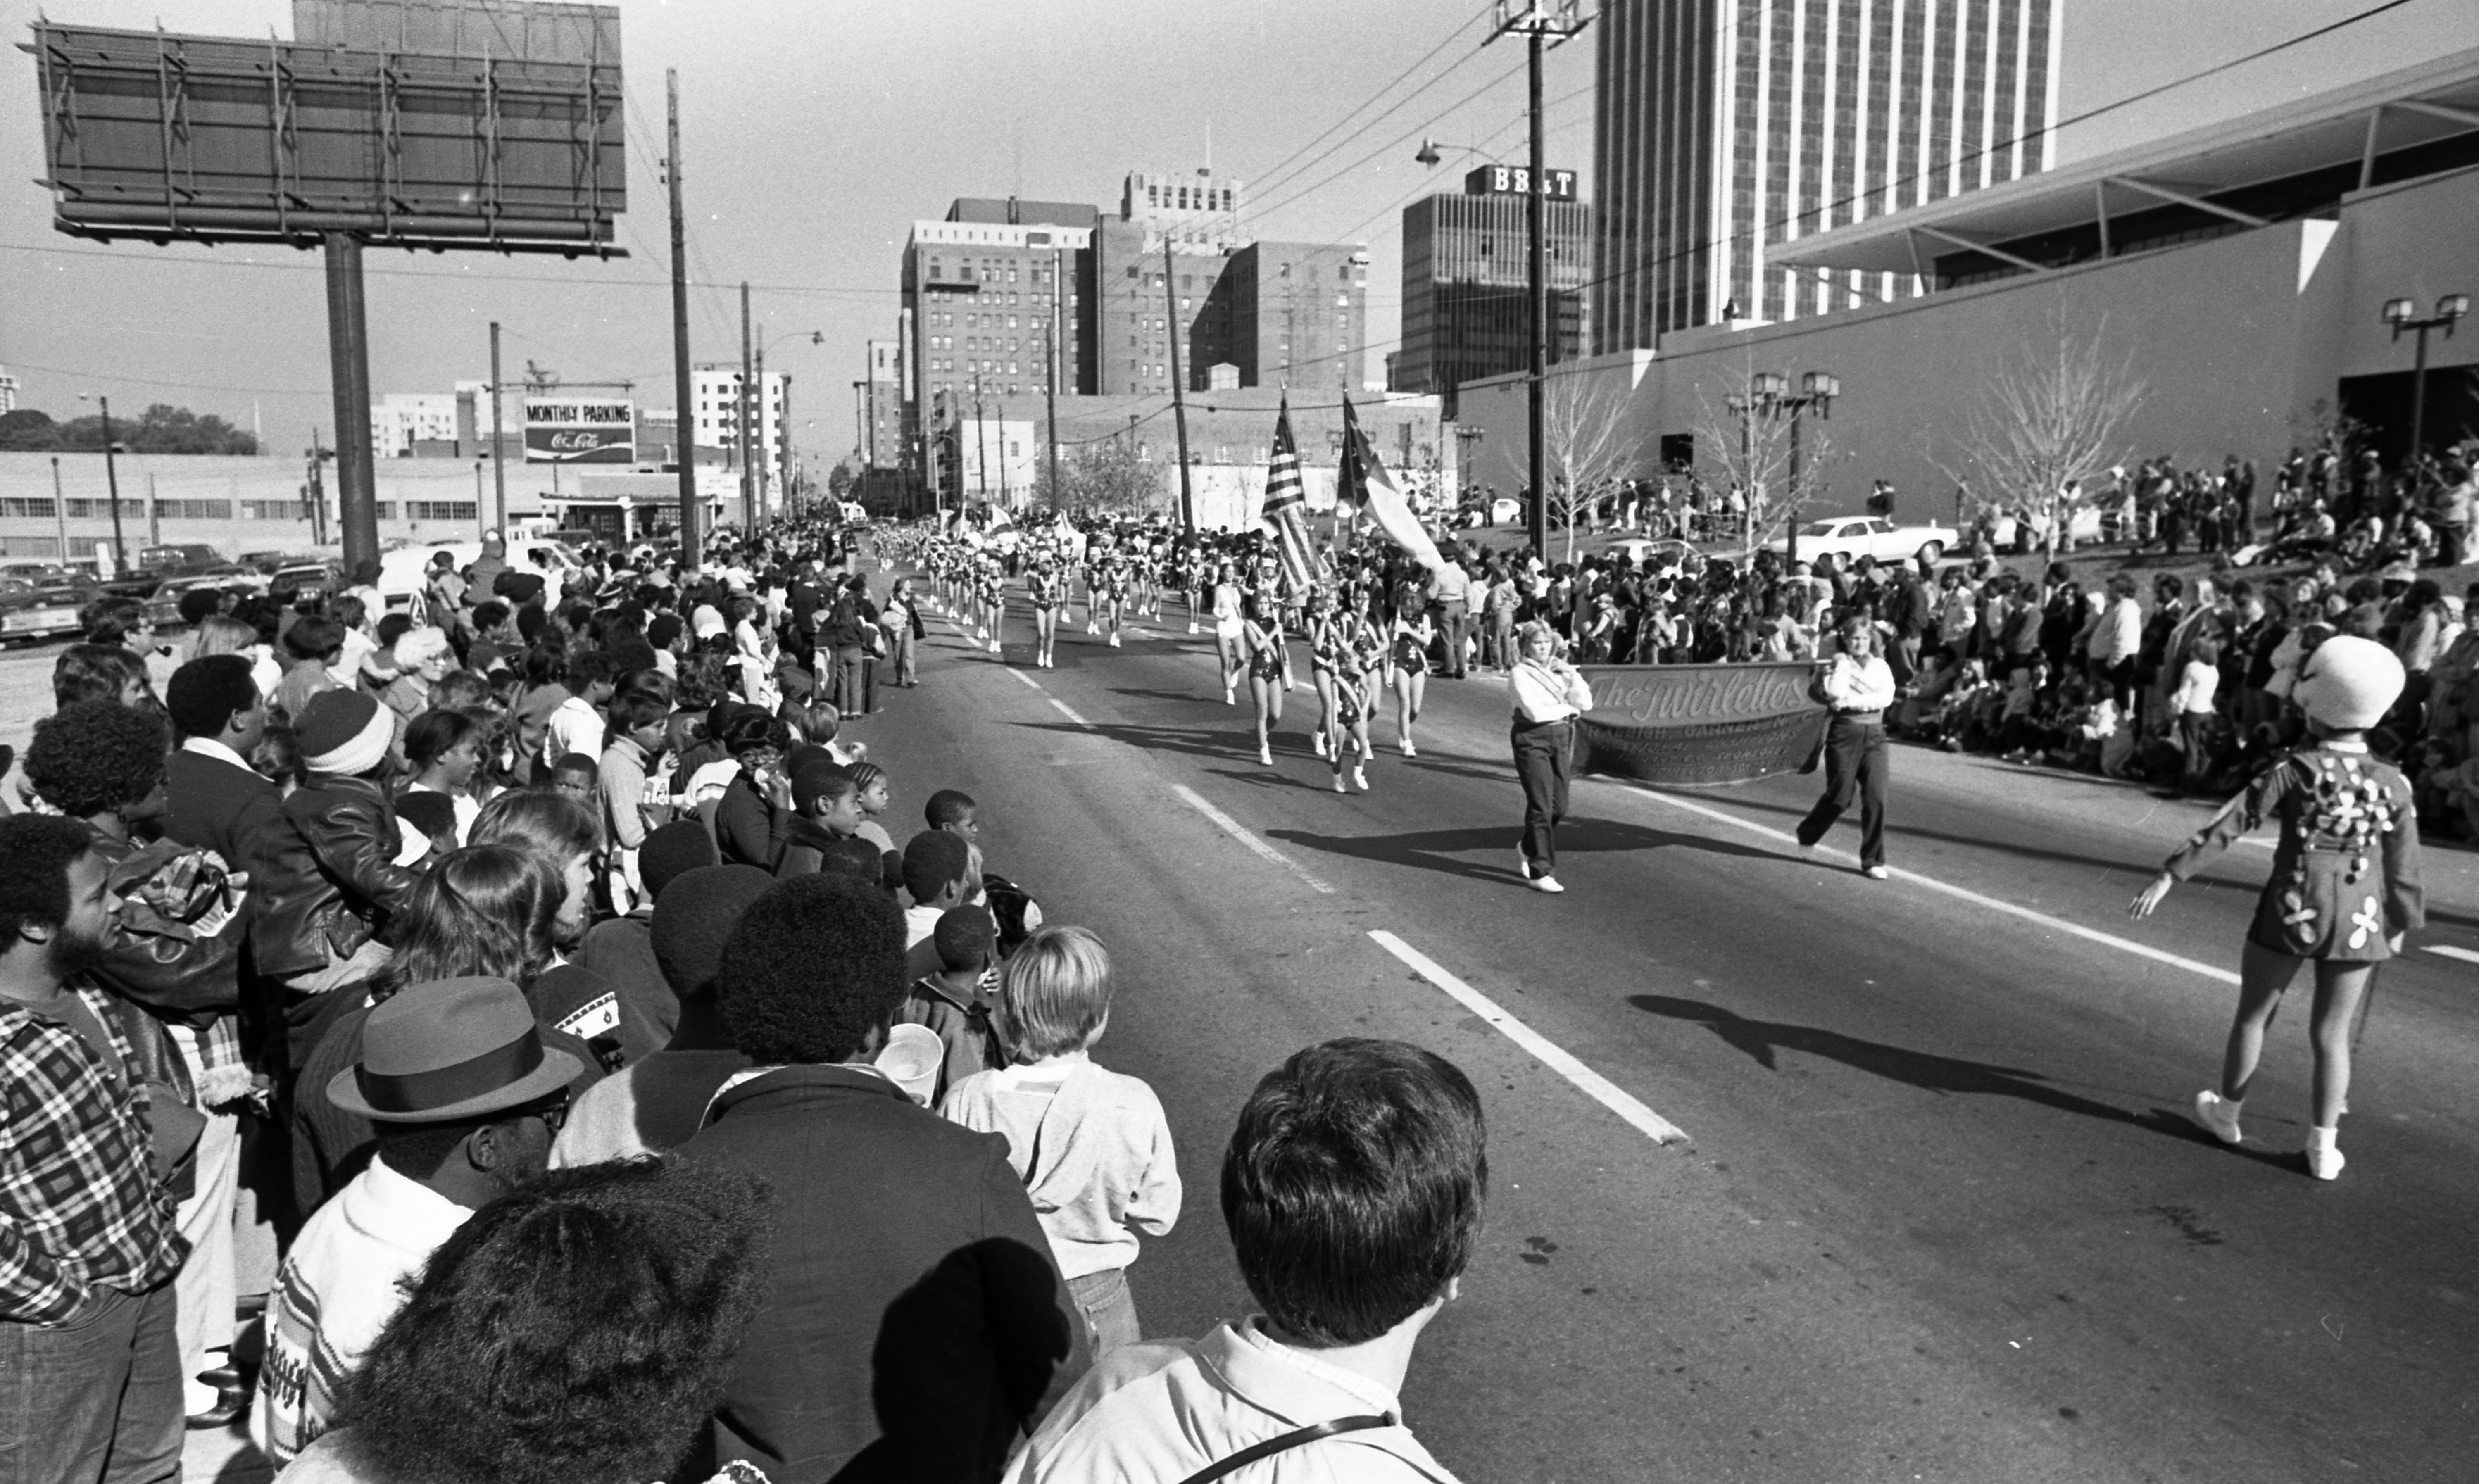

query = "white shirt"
[1509,659,1594,724]
[1820,652,1897,713]
[252,1156,472,1467]
[181,735,252,771]
[544,694,606,767]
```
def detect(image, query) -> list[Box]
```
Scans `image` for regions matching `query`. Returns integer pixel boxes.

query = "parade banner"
[1573,662,1827,787]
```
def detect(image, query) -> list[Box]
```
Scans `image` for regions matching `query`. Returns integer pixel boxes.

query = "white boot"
[2305,1125,2345,1181]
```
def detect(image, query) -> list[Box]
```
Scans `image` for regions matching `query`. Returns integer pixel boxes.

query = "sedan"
[1768,516,1959,566]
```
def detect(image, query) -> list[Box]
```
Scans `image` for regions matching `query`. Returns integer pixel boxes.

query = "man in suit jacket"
[162,655,280,880]
[683,874,1088,1484]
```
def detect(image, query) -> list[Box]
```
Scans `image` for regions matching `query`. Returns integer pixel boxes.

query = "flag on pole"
[1340,395,1444,573]
[1262,395,1318,595]
[986,502,1015,531]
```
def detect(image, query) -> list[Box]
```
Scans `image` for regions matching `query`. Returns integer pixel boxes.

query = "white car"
[1991,504,2106,552]
[1769,516,1958,566]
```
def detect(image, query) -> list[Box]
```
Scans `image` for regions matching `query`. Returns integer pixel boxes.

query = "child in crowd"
[777,761,864,878]
[941,925,1180,1354]
[2172,633,2224,790]
[897,905,1008,1105]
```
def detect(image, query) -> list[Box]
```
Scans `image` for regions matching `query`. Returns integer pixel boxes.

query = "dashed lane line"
[1603,782,2244,988]
[2424,944,2479,965]
[1368,930,1687,1145]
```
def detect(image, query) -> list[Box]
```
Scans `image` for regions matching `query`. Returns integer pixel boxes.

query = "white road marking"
[1608,783,2243,987]
[1368,930,1687,1145]
[1170,784,1336,895]
[1045,696,1092,727]
[2424,944,2479,965]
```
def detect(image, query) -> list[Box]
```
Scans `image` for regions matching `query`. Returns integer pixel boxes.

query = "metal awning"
[1775,44,2479,276]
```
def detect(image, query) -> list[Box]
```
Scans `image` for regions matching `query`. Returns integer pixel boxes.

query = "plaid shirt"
[0,985,185,1323]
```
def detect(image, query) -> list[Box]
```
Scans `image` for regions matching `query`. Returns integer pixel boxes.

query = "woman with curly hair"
[281,1158,769,1484]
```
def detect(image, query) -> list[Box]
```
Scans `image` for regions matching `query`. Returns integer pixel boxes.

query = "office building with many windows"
[1394,166,1590,413]
[1592,0,2062,350]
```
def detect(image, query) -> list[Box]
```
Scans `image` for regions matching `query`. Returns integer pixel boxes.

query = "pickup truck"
[1767,516,1959,567]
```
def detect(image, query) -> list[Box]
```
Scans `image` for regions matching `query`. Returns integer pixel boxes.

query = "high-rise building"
[691,366,788,468]
[1591,0,2063,349]
[1121,169,1246,252]
[860,340,902,470]
[1395,166,1590,413]
[1216,242,1372,394]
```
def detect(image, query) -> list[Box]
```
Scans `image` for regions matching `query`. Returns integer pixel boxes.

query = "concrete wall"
[1456,162,2479,519]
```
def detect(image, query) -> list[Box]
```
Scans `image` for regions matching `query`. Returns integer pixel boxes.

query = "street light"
[75,393,128,575]
[2384,293,2472,461]
[1725,370,1839,564]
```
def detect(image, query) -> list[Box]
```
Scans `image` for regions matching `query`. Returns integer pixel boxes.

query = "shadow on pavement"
[1267,818,1780,884]
[1628,991,2152,1130]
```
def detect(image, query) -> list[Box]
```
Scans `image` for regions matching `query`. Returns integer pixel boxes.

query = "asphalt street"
[2,582,2463,1483]
[848,571,2479,1484]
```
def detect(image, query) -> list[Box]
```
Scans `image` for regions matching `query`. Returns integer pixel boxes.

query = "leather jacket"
[250,775,422,979]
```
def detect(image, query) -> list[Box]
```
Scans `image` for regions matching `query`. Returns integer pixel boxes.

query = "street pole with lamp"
[1781,371,1839,566]
[76,393,128,575]
[1482,0,1592,561]
[2381,293,2472,461]
[1723,372,1785,556]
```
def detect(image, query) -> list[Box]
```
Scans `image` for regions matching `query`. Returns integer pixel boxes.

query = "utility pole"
[1487,0,1590,559]
[1046,242,1063,511]
[96,395,128,574]
[739,282,756,531]
[667,69,699,568]
[48,456,67,570]
[489,320,507,537]
[1163,238,1195,534]
[973,376,990,504]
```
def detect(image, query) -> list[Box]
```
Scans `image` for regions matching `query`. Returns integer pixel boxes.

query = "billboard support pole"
[324,231,380,584]
[490,320,507,537]
[668,68,698,570]
[740,281,756,533]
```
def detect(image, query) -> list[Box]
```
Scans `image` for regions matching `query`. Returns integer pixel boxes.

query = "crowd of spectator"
[0,521,1489,1484]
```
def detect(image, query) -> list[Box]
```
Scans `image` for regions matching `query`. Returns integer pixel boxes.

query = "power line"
[1244,54,1532,226]
[1242,11,1497,203]
[0,239,897,297]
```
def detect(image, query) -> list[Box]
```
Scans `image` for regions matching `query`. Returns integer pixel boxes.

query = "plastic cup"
[876,1023,944,1106]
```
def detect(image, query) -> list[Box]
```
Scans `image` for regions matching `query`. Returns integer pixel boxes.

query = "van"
[374,539,580,612]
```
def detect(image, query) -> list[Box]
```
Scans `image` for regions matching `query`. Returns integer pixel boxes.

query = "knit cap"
[295,690,392,778]
[638,820,718,902]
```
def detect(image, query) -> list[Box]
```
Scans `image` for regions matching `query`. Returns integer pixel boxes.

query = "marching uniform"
[2162,742,2422,962]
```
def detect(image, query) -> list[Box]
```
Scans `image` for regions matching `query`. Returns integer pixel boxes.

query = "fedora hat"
[328,976,580,1124]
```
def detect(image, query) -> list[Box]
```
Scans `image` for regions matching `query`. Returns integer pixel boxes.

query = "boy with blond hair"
[940,925,1180,1353]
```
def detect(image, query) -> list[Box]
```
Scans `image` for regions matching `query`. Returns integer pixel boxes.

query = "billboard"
[26,5,624,252]
[524,397,634,463]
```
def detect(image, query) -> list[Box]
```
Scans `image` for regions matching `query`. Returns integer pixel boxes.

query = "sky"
[4,0,2474,469]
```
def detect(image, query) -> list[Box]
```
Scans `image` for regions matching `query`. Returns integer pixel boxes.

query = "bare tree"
[1948,301,2146,561]
[1033,436,1165,517]
[1540,369,1643,561]
[1692,361,1833,558]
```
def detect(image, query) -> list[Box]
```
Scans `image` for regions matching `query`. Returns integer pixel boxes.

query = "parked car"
[1604,536,1702,571]
[1989,505,2106,552]
[1766,516,1959,566]
[136,543,225,578]
[269,562,341,604]
[0,576,95,644]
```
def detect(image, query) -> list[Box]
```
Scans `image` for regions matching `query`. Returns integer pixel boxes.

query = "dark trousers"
[0,1282,181,1484]
[1513,720,1574,878]
[1797,715,1889,868]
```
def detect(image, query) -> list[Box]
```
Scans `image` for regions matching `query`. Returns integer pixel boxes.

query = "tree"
[1540,369,1643,561]
[826,461,856,499]
[1032,436,1164,517]
[0,402,255,455]
[1944,301,2146,561]
[1692,360,1834,558]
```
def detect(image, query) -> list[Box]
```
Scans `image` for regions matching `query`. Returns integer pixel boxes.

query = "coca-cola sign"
[523,398,635,464]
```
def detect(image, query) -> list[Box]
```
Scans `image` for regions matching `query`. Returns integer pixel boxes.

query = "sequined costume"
[2162,742,2425,962]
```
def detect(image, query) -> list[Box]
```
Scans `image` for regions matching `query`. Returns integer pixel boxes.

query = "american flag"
[1262,396,1316,594]
[1263,396,1305,514]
